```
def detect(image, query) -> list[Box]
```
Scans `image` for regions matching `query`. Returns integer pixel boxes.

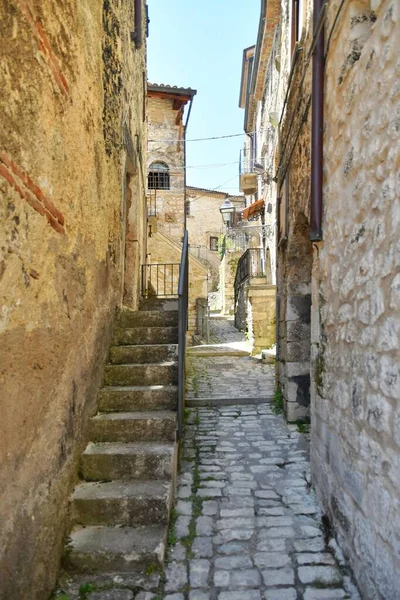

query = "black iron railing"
[177,230,189,441]
[141,263,180,297]
[234,247,265,305]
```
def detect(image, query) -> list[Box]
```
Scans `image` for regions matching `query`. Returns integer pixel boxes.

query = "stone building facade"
[146,85,208,332]
[248,0,400,597]
[146,84,196,245]
[0,1,148,599]
[186,186,244,291]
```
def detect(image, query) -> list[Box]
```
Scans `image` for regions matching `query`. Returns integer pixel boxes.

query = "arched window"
[148,161,170,190]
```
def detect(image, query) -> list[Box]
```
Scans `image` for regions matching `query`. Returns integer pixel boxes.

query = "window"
[148,162,170,190]
[291,0,304,56]
[210,236,218,252]
[185,200,190,217]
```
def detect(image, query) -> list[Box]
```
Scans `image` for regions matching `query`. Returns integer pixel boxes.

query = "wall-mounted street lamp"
[219,199,235,227]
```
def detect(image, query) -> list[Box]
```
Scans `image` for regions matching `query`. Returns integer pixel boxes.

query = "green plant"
[54,595,71,600]
[79,583,97,598]
[145,563,162,576]
[272,386,284,415]
[294,418,310,433]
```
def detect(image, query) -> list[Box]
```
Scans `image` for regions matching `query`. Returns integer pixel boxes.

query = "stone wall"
[311,2,400,598]
[0,1,147,598]
[147,94,186,244]
[275,0,314,422]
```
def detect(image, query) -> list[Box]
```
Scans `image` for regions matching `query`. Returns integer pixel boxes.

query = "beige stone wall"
[311,2,400,598]
[147,95,186,243]
[148,230,208,333]
[0,1,147,598]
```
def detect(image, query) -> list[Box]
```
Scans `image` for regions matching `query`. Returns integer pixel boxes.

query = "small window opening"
[148,161,170,190]
[210,236,219,251]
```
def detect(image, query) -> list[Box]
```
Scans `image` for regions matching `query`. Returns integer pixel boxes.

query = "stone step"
[118,309,179,328]
[97,385,177,412]
[71,480,172,526]
[64,524,166,574]
[81,442,176,481]
[90,411,176,443]
[113,326,178,345]
[104,363,178,386]
[109,344,178,364]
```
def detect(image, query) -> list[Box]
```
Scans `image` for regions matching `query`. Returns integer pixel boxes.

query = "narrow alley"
[161,318,360,600]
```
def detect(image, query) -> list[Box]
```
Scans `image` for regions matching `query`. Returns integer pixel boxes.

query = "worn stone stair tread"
[83,441,174,456]
[106,361,177,367]
[100,384,178,391]
[81,441,176,481]
[93,411,176,421]
[72,479,171,501]
[109,344,178,365]
[113,326,178,346]
[118,309,179,328]
[71,480,172,526]
[66,524,166,573]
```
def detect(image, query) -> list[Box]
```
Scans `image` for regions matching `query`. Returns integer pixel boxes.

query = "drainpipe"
[183,97,194,232]
[310,0,325,241]
[133,0,143,49]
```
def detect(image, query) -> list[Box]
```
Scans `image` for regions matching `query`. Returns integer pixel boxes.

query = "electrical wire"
[187,175,241,203]
[148,132,250,143]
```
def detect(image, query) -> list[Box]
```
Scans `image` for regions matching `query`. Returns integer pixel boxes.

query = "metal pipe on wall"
[310,0,325,241]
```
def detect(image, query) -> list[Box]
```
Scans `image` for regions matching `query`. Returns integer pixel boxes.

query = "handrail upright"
[177,230,189,440]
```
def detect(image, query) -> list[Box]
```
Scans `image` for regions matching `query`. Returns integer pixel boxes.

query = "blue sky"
[147,0,260,194]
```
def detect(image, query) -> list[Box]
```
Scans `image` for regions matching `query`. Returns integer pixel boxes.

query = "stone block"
[286,295,311,323]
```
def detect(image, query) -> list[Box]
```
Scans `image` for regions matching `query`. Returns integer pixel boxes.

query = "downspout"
[183,97,194,232]
[310,0,325,241]
[133,0,143,49]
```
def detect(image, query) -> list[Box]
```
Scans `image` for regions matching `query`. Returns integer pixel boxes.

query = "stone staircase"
[63,306,179,576]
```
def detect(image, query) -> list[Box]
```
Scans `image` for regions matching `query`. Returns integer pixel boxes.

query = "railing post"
[177,230,189,441]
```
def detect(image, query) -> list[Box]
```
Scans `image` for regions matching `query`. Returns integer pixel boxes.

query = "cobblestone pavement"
[162,404,361,600]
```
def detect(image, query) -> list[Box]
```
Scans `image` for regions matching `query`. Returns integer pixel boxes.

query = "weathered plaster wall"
[311,2,400,598]
[0,1,147,598]
[147,95,186,243]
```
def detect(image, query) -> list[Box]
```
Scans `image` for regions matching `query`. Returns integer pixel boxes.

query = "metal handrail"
[177,230,189,440]
[141,263,180,297]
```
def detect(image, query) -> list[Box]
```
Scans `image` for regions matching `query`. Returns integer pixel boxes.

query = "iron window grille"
[148,161,170,190]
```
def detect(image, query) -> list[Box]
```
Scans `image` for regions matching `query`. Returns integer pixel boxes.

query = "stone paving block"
[263,589,297,600]
[176,500,192,516]
[303,589,346,599]
[255,490,280,499]
[214,570,230,586]
[296,552,336,565]
[293,537,326,552]
[175,515,191,538]
[189,559,210,588]
[164,595,184,600]
[164,562,188,592]
[220,507,255,517]
[256,539,287,552]
[197,488,222,498]
[189,592,210,600]
[215,554,253,569]
[134,594,157,600]
[262,567,295,586]
[216,541,248,554]
[196,516,214,536]
[202,501,218,515]
[213,528,254,543]
[231,569,262,587]
[218,591,261,600]
[298,566,343,586]
[192,536,213,558]
[216,517,255,530]
[89,591,134,600]
[254,552,291,568]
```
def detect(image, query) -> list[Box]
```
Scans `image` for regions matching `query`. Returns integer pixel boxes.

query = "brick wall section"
[311,2,400,598]
[0,2,147,598]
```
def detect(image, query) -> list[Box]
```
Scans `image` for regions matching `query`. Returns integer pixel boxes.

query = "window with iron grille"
[210,236,218,251]
[148,161,170,190]
[185,200,190,216]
